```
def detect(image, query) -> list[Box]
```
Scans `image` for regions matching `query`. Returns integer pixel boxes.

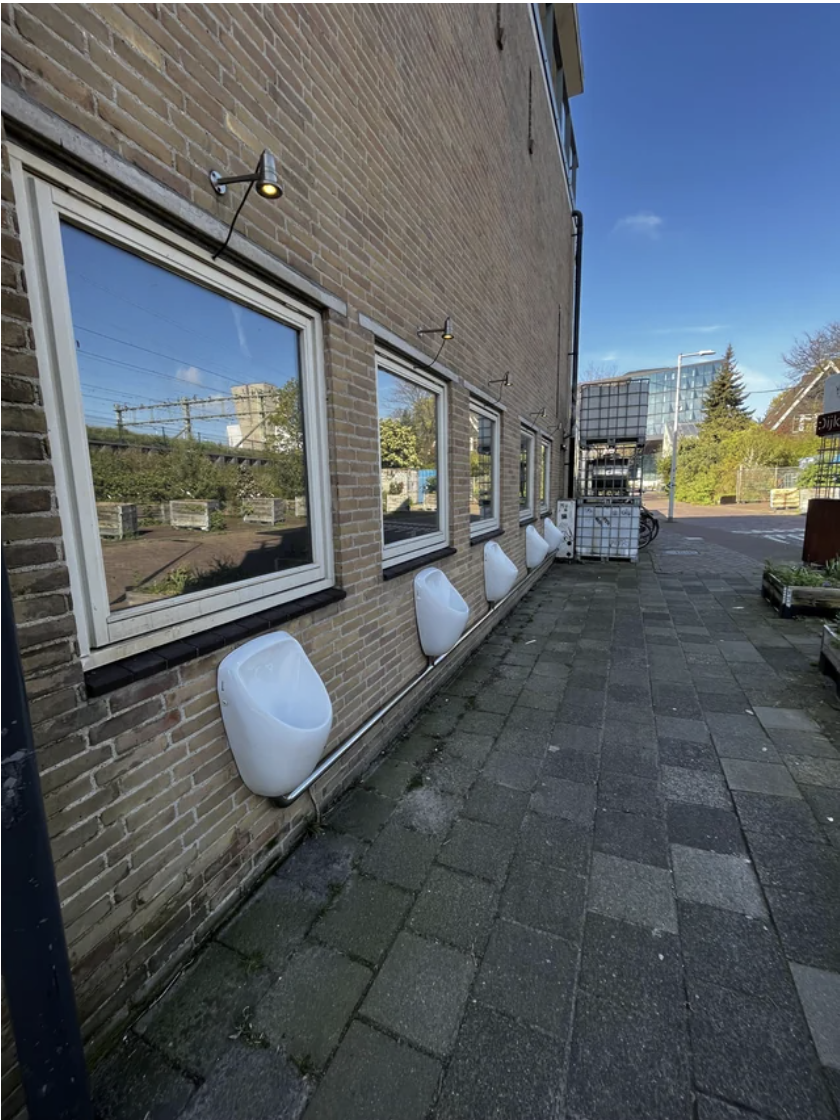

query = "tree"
[379,418,421,468]
[264,379,306,499]
[580,361,620,384]
[782,321,840,382]
[701,344,751,431]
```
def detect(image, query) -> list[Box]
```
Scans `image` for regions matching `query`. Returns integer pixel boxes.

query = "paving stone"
[361,821,439,891]
[766,889,840,972]
[603,698,656,727]
[474,918,576,1038]
[598,771,662,818]
[542,744,600,784]
[326,787,395,841]
[566,991,692,1120]
[178,1042,307,1120]
[530,774,596,824]
[666,803,746,855]
[721,758,802,798]
[408,866,497,953]
[517,684,562,712]
[747,832,840,897]
[579,913,683,1008]
[706,711,773,748]
[424,753,480,798]
[658,736,721,773]
[91,1036,197,1120]
[493,724,548,759]
[472,689,517,715]
[276,832,364,903]
[696,1094,782,1120]
[600,741,659,779]
[360,931,474,1057]
[785,757,840,790]
[392,785,461,836]
[462,777,529,830]
[696,691,752,714]
[733,790,826,844]
[437,817,517,884]
[766,730,839,757]
[391,730,440,766]
[753,706,822,732]
[717,641,766,664]
[435,1003,564,1120]
[458,709,504,736]
[588,852,677,934]
[678,900,792,1000]
[217,880,322,973]
[136,944,272,1078]
[689,980,835,1120]
[594,807,669,868]
[655,715,711,743]
[556,696,604,728]
[671,844,766,918]
[505,705,556,732]
[312,875,411,965]
[517,812,592,874]
[483,749,542,792]
[442,730,495,766]
[500,855,586,942]
[304,1021,441,1120]
[363,758,419,799]
[254,944,370,1070]
[799,785,840,839]
[791,964,840,1069]
[550,721,602,752]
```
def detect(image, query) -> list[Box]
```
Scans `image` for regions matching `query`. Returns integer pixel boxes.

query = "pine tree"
[702,344,752,430]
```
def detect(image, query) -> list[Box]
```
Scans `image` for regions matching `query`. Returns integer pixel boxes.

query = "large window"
[519,428,536,520]
[539,438,552,512]
[377,353,448,565]
[469,402,500,537]
[15,162,333,666]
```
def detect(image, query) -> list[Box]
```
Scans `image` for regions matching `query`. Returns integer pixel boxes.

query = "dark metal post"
[1,559,93,1120]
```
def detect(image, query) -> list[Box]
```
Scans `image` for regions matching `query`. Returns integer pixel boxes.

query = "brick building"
[1,3,583,1105]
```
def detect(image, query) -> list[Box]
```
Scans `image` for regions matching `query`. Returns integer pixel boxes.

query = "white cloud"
[601,351,618,362]
[613,212,663,239]
[651,324,727,336]
[177,365,203,385]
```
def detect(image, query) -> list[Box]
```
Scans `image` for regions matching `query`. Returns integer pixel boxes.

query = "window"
[469,402,500,537]
[539,438,552,512]
[15,163,333,667]
[377,352,448,566]
[519,428,536,520]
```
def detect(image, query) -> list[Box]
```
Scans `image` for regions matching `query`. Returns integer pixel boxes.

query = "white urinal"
[525,523,550,569]
[414,567,470,658]
[218,632,333,798]
[484,540,518,602]
[543,516,564,552]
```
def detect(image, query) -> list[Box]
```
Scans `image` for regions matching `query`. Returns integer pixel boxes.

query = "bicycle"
[638,506,660,550]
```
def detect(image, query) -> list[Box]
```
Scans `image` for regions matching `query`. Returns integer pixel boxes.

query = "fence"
[735,466,802,504]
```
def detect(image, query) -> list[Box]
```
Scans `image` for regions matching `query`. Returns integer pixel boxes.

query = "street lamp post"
[667,349,716,522]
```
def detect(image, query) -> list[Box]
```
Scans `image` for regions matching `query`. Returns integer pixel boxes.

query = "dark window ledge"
[382,546,457,581]
[84,586,347,697]
[470,527,505,546]
[519,515,537,527]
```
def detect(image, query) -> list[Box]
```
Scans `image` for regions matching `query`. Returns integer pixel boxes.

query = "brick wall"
[1,4,579,1109]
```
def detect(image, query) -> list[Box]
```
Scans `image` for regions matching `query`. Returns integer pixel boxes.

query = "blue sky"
[573,3,840,416]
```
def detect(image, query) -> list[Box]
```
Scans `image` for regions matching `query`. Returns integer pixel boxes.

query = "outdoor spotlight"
[488,371,512,390]
[529,406,547,421]
[417,316,454,342]
[210,149,283,199]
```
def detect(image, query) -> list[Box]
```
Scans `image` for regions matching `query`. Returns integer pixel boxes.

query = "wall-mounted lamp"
[487,371,512,403]
[528,407,548,421]
[417,316,454,342]
[209,150,283,261]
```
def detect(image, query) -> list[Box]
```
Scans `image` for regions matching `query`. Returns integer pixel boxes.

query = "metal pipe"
[1,559,93,1120]
[567,209,583,498]
[273,550,557,806]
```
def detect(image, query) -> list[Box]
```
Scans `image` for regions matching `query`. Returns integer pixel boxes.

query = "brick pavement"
[91,526,840,1120]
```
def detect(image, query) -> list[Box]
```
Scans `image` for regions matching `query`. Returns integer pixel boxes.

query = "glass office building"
[619,359,722,488]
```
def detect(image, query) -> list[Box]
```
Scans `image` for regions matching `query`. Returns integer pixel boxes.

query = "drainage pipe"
[566,208,583,498]
[273,549,557,806]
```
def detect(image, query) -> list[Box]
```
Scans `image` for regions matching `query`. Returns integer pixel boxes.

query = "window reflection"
[520,433,532,511]
[377,367,439,545]
[469,411,495,525]
[62,223,312,613]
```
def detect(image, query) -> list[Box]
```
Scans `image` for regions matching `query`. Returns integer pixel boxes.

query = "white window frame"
[519,426,536,521]
[12,152,334,670]
[468,400,501,539]
[376,350,449,568]
[539,436,552,513]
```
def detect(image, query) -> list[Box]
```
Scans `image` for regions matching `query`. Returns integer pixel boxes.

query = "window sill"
[519,515,537,527]
[470,527,505,546]
[84,586,347,697]
[382,546,457,581]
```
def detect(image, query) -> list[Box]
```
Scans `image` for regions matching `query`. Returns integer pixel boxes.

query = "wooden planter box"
[139,502,170,524]
[819,624,840,693]
[243,497,286,524]
[97,502,138,540]
[294,496,307,518]
[761,570,840,619]
[384,494,409,513]
[169,500,220,531]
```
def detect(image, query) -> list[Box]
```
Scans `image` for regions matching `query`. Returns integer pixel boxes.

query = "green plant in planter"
[208,509,227,532]
[765,561,840,588]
